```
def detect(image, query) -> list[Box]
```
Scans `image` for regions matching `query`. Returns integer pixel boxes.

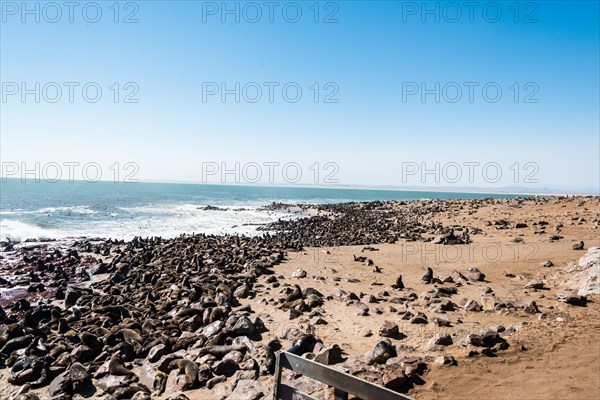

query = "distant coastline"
[131,179,599,197]
[2,176,598,196]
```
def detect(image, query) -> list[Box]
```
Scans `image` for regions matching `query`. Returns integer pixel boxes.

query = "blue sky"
[1,1,598,192]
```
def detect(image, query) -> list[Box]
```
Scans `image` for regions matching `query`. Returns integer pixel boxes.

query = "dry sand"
[240,196,600,400]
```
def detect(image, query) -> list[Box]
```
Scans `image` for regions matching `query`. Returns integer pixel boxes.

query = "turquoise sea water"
[0,179,521,241]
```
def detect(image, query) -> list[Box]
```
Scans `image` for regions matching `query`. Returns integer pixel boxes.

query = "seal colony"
[0,196,599,399]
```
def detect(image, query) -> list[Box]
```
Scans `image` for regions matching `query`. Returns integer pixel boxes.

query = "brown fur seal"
[208,306,226,323]
[174,308,203,320]
[392,275,404,289]
[80,332,102,350]
[215,283,232,297]
[109,352,134,376]
[285,284,302,302]
[111,328,143,344]
[153,370,167,395]
[198,344,246,359]
[111,385,150,398]
[279,298,305,310]
[168,358,198,388]
[421,267,433,284]
[288,334,317,356]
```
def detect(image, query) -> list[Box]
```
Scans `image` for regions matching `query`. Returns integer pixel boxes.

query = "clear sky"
[1,1,599,192]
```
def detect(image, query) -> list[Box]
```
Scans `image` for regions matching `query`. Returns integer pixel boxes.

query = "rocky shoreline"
[0,196,599,400]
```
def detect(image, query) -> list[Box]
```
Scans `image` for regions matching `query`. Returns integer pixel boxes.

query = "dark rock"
[524,280,545,290]
[148,344,167,362]
[379,320,399,337]
[464,299,483,312]
[212,359,239,377]
[49,362,92,396]
[523,301,540,314]
[426,333,453,350]
[431,317,451,327]
[226,379,265,400]
[542,260,554,268]
[64,288,81,308]
[371,340,396,365]
[467,267,485,282]
[232,316,255,336]
[314,345,344,365]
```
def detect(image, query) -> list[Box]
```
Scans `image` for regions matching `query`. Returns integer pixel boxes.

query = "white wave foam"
[103,204,298,239]
[0,220,64,242]
[0,202,303,241]
[37,206,98,214]
[0,206,98,217]
[0,210,21,216]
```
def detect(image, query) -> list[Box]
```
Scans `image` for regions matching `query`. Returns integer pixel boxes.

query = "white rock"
[291,268,307,278]
[559,247,600,296]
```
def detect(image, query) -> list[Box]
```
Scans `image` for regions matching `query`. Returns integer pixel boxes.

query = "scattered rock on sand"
[434,355,457,366]
[425,333,453,351]
[523,301,540,314]
[525,280,545,290]
[564,247,600,296]
[370,340,396,365]
[467,267,485,281]
[292,268,307,278]
[314,345,345,365]
[542,260,554,267]
[481,294,503,311]
[379,320,399,337]
[464,299,483,312]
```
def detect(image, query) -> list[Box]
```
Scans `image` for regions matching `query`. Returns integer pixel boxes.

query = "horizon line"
[1,177,599,197]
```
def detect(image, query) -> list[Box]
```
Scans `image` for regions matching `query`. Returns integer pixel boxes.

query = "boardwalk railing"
[273,351,415,400]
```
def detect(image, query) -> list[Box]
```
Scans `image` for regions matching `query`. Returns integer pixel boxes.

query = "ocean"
[0,179,521,242]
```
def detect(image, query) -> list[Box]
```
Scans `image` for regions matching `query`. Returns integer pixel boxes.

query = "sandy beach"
[0,196,598,400]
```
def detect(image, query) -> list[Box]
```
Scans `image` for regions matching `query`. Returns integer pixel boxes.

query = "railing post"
[334,388,349,400]
[273,351,283,400]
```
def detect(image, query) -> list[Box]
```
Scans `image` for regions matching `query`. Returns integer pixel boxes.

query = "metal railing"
[273,351,415,400]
